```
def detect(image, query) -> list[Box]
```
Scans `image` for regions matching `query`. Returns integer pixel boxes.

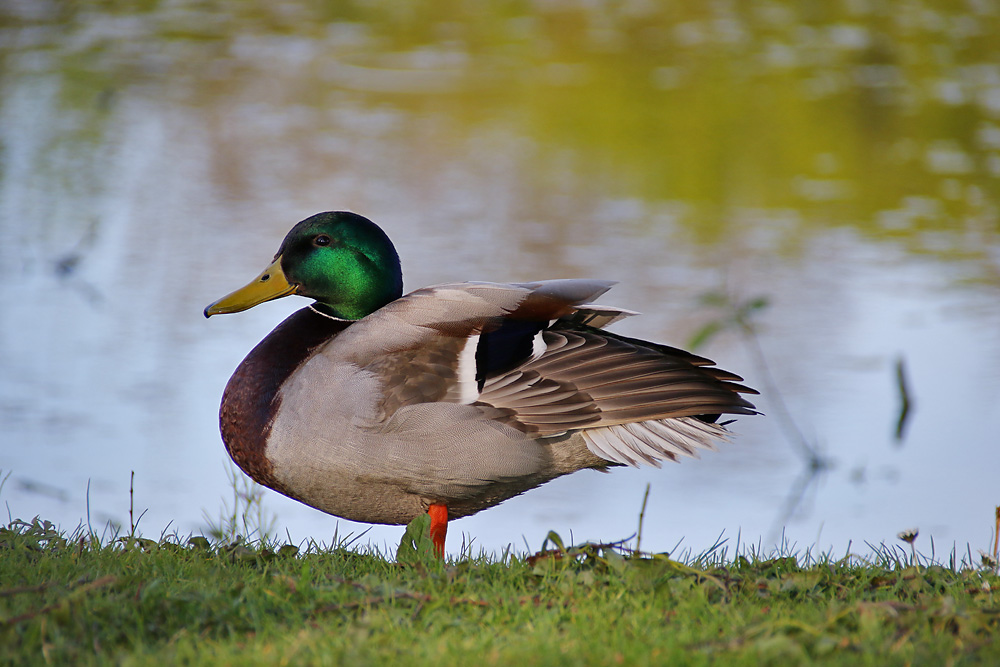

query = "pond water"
[2,1,999,559]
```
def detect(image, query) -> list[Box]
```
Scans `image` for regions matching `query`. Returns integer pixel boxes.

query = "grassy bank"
[1,517,998,665]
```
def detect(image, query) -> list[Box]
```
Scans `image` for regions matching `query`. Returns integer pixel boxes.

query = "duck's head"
[205,211,403,320]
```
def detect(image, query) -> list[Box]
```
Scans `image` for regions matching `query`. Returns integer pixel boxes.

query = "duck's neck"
[308,302,356,321]
[219,307,351,492]
[311,287,398,320]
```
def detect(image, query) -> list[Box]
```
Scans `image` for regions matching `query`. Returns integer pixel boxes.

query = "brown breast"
[219,307,351,495]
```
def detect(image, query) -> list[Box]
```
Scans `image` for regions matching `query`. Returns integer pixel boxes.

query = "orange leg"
[428,504,448,558]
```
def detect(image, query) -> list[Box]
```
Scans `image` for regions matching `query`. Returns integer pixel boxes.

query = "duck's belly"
[264,383,563,524]
[271,468,430,526]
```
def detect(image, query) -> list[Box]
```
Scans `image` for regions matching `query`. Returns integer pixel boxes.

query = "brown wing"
[320,279,617,419]
[478,326,757,437]
[473,317,759,467]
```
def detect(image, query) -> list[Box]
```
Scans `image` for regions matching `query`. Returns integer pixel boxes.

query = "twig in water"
[894,356,913,442]
[741,322,824,466]
[129,471,135,537]
[636,483,651,554]
[769,463,825,544]
[691,289,831,545]
[690,289,826,467]
[994,506,999,563]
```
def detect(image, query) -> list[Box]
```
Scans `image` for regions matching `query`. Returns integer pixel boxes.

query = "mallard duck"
[205,211,758,555]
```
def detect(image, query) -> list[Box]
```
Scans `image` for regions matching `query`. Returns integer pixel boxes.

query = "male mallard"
[205,212,758,555]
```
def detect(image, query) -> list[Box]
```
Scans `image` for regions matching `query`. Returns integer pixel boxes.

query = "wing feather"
[314,278,757,469]
[479,330,757,435]
[318,280,616,414]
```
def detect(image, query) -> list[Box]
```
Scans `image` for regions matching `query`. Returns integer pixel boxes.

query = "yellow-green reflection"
[1,0,997,264]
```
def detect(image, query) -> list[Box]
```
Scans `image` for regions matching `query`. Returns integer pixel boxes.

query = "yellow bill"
[204,256,297,317]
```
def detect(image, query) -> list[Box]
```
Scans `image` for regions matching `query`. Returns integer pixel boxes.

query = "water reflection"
[1,1,998,558]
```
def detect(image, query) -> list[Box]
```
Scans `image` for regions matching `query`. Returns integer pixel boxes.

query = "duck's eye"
[314,235,331,247]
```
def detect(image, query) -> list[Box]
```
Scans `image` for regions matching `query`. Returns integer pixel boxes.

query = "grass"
[2,517,999,665]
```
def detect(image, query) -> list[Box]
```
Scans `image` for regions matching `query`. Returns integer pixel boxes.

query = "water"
[1,1,998,559]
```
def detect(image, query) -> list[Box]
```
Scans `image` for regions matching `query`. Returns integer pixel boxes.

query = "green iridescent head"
[205,211,403,320]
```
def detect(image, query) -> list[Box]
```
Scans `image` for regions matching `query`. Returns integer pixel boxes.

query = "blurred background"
[1,0,998,559]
